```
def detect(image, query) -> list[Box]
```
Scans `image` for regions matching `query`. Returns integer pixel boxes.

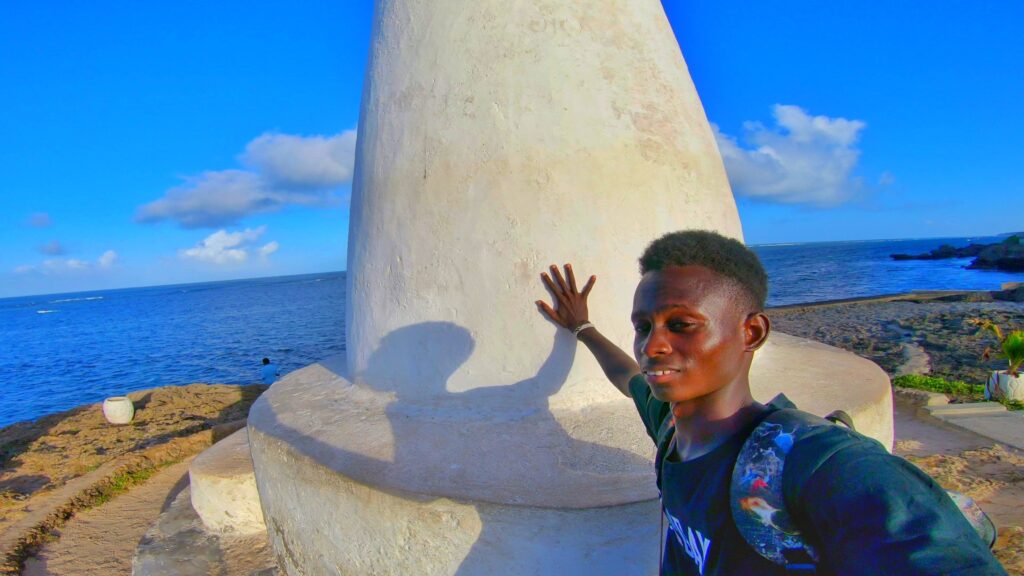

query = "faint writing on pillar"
[528,17,585,36]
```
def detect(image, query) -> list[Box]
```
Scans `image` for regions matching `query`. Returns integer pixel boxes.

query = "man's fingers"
[541,272,570,307]
[581,275,596,298]
[549,265,570,293]
[536,300,556,320]
[565,264,578,293]
[540,272,558,294]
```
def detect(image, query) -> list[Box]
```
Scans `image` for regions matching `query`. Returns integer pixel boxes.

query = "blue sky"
[2,1,1021,298]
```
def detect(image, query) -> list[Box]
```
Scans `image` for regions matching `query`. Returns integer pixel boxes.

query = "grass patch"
[88,465,161,506]
[893,374,1023,411]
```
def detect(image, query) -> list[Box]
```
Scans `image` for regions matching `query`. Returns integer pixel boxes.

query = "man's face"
[631,265,755,405]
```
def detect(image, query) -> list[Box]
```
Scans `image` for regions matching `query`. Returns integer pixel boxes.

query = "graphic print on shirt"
[665,509,711,575]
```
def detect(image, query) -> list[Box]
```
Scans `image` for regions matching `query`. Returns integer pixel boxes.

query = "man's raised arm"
[536,264,640,397]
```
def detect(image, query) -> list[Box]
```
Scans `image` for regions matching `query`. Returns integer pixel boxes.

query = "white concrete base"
[189,428,267,535]
[248,332,892,575]
[751,332,894,449]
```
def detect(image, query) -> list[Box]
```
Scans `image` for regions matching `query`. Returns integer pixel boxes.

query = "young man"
[536,230,1004,575]
[261,357,280,385]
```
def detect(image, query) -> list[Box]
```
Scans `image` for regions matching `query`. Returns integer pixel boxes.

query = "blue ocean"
[1,236,1021,428]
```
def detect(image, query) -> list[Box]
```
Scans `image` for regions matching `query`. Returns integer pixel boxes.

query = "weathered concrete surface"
[248,359,662,574]
[132,486,277,576]
[248,334,892,575]
[347,0,741,408]
[189,428,266,535]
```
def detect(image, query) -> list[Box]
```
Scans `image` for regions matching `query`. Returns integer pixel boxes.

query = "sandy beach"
[1,293,1022,574]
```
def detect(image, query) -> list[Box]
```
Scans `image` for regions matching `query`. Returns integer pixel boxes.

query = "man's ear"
[743,312,770,352]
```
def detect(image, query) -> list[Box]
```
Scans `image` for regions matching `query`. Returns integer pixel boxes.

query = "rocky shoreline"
[770,290,1024,385]
[891,235,1024,272]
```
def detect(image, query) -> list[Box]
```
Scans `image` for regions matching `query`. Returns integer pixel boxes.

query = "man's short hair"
[262,357,270,365]
[639,230,768,311]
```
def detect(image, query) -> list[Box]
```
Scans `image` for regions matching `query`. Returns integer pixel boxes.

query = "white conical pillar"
[248,2,892,574]
[346,0,740,405]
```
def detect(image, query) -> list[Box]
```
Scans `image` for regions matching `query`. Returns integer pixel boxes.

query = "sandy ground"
[893,396,1024,573]
[0,384,266,535]
[22,455,275,576]
[21,458,194,576]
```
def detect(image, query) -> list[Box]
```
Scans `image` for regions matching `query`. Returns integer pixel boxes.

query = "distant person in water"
[261,357,280,385]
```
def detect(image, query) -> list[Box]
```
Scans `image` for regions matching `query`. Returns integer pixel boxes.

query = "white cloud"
[258,241,279,259]
[29,213,52,228]
[179,227,272,265]
[714,105,868,205]
[97,250,118,269]
[242,131,357,188]
[14,250,117,275]
[136,129,357,229]
[39,240,65,255]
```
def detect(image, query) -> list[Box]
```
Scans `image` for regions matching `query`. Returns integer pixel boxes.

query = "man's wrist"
[572,322,595,338]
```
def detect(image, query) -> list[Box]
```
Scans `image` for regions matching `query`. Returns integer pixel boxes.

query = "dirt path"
[21,458,193,576]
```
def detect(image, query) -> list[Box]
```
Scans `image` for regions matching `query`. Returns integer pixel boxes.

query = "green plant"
[893,374,1023,411]
[892,374,983,400]
[969,318,1024,377]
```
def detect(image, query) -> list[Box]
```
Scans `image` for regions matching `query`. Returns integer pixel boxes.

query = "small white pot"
[985,371,1024,402]
[102,396,135,424]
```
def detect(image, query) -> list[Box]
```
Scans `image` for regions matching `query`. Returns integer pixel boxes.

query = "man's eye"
[668,321,694,331]
[633,323,651,334]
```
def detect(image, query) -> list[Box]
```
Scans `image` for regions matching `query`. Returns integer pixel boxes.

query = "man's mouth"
[643,368,680,384]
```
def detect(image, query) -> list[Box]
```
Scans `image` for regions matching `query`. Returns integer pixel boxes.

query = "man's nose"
[642,327,672,357]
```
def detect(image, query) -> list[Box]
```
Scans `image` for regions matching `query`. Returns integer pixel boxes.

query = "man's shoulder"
[735,405,888,507]
[628,374,674,445]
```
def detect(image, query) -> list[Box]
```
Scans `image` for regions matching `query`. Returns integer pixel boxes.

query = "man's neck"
[671,386,766,461]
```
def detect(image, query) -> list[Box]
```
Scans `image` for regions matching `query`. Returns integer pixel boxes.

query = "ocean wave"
[50,296,104,303]
[36,310,58,314]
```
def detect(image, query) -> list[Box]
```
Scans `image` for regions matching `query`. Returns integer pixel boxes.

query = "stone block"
[189,428,266,535]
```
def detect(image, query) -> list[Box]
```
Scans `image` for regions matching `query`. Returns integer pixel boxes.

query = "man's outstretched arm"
[536,264,640,397]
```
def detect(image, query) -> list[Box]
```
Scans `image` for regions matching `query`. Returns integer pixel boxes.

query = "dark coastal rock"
[891,243,987,261]
[893,236,1024,273]
[966,237,1024,272]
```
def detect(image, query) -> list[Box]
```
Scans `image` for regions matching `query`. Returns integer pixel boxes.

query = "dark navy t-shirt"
[659,411,786,575]
[627,374,1007,576]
